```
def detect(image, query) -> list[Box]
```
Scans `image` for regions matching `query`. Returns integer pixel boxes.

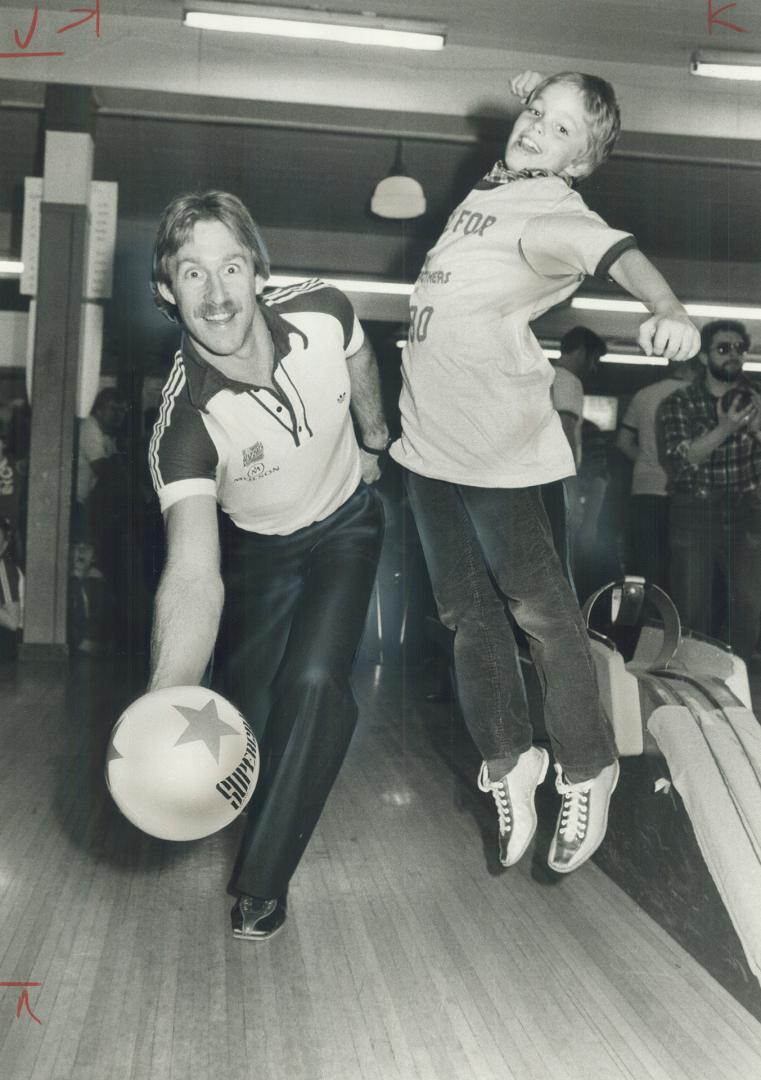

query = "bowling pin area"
[2,644,761,1080]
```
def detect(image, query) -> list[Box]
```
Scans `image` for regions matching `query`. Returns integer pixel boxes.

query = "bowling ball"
[105,686,258,840]
[721,387,752,413]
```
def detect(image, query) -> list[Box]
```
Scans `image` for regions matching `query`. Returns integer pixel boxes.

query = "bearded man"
[661,319,761,661]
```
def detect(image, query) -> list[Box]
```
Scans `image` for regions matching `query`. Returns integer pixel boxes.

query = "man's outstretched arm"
[149,494,224,691]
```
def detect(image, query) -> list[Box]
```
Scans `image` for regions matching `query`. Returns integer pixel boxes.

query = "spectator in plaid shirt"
[661,319,761,660]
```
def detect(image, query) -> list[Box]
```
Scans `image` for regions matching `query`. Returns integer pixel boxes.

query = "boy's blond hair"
[529,72,621,177]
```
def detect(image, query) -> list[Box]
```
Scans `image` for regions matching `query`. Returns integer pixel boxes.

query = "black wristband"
[359,438,393,456]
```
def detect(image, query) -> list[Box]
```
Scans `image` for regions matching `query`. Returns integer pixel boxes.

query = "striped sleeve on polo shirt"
[149,351,219,511]
[519,189,637,280]
[264,280,364,355]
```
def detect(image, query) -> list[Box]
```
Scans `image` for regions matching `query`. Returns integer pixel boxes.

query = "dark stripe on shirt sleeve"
[317,286,357,350]
[594,235,638,279]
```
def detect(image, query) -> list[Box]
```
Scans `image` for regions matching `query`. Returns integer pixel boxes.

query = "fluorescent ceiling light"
[691,51,761,82]
[683,302,761,320]
[183,4,446,50]
[571,298,648,314]
[547,345,761,370]
[2,257,758,370]
[269,273,413,296]
[599,354,668,367]
[543,348,667,367]
[572,297,761,320]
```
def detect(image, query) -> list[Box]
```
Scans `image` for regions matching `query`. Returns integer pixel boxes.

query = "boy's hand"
[638,309,700,362]
[510,71,544,103]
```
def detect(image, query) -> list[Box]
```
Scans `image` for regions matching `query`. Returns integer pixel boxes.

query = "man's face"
[505,82,590,178]
[71,542,94,575]
[96,399,127,435]
[704,329,748,384]
[158,219,259,363]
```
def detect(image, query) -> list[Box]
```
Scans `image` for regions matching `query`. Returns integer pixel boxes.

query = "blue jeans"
[406,472,617,781]
[220,484,384,898]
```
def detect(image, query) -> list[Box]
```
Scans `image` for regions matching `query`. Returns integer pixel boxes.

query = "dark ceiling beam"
[3,78,761,167]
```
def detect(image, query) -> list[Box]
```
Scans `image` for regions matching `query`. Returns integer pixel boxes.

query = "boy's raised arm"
[509,70,544,102]
[607,248,700,362]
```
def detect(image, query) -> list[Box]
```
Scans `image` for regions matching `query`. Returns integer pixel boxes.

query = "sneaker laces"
[555,774,590,842]
[478,763,512,833]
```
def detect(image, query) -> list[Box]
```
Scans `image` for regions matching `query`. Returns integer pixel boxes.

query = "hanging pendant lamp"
[371,139,426,220]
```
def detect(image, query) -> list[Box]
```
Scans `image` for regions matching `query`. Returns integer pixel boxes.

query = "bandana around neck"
[474,161,571,190]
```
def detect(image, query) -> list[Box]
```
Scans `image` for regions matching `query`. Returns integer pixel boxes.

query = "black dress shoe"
[231,894,287,940]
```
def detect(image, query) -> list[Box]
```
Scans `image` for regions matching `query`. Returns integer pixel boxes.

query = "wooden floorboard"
[1,657,761,1080]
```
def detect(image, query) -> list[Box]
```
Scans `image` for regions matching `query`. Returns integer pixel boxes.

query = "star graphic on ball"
[106,741,123,765]
[172,698,239,763]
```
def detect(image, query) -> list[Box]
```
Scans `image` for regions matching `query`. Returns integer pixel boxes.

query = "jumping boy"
[390,70,699,873]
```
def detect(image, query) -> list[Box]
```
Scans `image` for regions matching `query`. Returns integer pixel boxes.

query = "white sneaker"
[477,747,549,867]
[548,760,620,874]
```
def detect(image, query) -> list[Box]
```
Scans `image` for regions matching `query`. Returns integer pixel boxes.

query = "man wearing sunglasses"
[661,319,761,661]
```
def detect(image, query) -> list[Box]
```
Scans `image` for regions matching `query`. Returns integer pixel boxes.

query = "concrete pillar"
[21,85,94,659]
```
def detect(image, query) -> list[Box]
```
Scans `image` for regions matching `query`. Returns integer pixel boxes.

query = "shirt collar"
[180,297,307,411]
[474,161,572,190]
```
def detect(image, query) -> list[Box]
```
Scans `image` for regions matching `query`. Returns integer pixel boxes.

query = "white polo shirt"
[149,280,364,536]
[390,173,636,488]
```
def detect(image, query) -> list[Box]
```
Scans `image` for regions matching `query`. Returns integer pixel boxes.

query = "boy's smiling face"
[505,82,590,179]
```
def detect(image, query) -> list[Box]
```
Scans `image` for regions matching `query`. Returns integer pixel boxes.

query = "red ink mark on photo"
[0,982,43,1025]
[708,0,747,33]
[57,1,102,38]
[14,4,39,49]
[0,1,102,59]
[1,0,64,58]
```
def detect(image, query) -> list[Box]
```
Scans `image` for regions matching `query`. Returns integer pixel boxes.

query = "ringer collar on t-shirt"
[474,161,573,190]
[180,298,308,412]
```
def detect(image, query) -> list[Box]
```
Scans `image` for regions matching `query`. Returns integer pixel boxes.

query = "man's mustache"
[194,302,239,319]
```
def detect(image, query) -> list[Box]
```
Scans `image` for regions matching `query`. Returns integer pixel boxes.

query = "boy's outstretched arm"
[608,248,700,361]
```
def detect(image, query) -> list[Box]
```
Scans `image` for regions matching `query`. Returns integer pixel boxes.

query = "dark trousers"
[669,490,761,662]
[406,472,616,780]
[222,485,384,899]
[627,494,670,590]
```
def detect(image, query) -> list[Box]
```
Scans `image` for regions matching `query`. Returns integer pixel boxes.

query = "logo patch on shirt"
[242,442,264,467]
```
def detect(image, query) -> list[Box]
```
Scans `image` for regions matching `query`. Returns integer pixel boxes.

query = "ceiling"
[0,0,760,367]
[2,0,761,136]
[5,0,761,74]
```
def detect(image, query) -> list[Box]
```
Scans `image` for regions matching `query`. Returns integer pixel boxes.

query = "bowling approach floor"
[2,657,761,1080]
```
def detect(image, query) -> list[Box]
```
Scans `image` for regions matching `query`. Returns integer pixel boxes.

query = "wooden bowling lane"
[1,656,761,1080]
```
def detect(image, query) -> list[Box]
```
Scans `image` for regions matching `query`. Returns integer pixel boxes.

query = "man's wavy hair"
[151,191,270,323]
[528,72,621,178]
[700,319,750,355]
